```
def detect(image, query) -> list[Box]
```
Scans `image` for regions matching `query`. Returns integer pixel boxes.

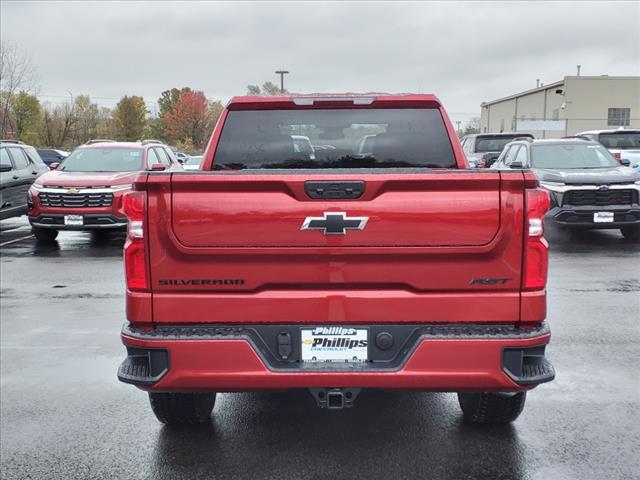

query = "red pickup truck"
[118,94,554,425]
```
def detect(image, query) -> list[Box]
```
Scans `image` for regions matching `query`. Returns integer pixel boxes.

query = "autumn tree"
[163,90,222,151]
[158,87,192,117]
[112,95,147,141]
[12,91,41,144]
[71,95,101,145]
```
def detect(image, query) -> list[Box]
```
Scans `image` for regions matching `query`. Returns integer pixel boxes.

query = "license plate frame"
[593,212,614,223]
[300,327,368,363]
[64,215,84,226]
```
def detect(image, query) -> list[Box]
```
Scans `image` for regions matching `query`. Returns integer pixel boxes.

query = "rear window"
[212,108,456,169]
[60,148,144,172]
[598,132,640,150]
[475,135,531,153]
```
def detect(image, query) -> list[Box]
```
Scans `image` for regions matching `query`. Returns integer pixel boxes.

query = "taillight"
[123,191,148,292]
[523,188,550,291]
[613,152,621,160]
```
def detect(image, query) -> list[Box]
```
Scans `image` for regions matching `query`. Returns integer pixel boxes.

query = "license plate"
[64,215,84,226]
[301,327,368,363]
[593,212,614,223]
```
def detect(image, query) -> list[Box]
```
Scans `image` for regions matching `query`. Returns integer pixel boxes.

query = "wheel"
[148,392,216,425]
[32,228,58,243]
[457,392,526,424]
[621,226,640,241]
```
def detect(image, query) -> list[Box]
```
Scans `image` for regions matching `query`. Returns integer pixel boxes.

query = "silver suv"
[0,140,49,220]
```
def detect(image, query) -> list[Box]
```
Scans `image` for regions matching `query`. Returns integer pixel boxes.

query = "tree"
[0,40,38,137]
[12,91,41,144]
[40,101,77,148]
[462,117,481,136]
[71,95,100,145]
[158,87,192,117]
[112,95,147,141]
[163,91,222,151]
[262,81,284,96]
[245,81,288,96]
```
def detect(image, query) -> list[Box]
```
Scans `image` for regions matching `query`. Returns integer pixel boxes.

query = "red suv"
[27,140,182,242]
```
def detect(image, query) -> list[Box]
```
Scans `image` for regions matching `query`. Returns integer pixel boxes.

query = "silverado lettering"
[118,93,555,426]
[158,279,245,286]
[469,278,511,285]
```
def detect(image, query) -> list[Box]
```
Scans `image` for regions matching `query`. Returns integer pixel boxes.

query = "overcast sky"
[2,1,639,124]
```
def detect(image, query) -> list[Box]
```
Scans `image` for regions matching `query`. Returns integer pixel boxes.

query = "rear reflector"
[524,189,550,291]
[124,238,148,291]
[123,191,148,292]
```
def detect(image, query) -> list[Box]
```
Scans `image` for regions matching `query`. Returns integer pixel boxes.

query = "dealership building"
[480,75,640,138]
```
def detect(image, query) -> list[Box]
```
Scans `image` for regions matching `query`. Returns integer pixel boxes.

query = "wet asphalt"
[0,216,639,480]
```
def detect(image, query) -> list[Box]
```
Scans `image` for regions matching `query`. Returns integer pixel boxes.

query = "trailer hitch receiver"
[309,388,361,409]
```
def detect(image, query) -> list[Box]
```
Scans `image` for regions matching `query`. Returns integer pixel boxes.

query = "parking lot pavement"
[0,220,638,480]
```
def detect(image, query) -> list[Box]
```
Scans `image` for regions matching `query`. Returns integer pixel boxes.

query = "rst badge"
[301,212,368,235]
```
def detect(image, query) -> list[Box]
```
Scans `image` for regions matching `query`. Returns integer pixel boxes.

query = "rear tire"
[457,392,526,424]
[32,228,58,243]
[621,226,640,241]
[148,392,216,425]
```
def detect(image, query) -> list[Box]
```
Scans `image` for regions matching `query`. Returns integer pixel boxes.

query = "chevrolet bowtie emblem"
[301,212,369,235]
[67,187,80,194]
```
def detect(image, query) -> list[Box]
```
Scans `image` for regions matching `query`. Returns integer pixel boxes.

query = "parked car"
[491,137,640,240]
[291,135,316,160]
[1,140,49,220]
[575,129,640,169]
[117,93,554,426]
[356,134,376,155]
[169,147,189,164]
[461,132,534,168]
[182,155,203,171]
[27,139,182,242]
[37,148,69,167]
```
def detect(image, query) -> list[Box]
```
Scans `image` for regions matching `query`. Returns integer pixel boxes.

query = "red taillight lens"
[613,152,621,160]
[524,188,550,291]
[123,191,148,292]
[123,191,145,221]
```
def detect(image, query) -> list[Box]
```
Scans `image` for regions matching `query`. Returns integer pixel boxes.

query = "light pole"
[275,70,289,93]
[456,120,461,136]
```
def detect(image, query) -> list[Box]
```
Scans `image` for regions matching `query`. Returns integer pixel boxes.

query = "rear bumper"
[118,322,554,392]
[29,214,127,230]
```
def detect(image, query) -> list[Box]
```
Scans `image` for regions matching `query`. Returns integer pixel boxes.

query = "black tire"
[457,392,526,424]
[148,392,216,425]
[32,228,58,243]
[621,226,640,241]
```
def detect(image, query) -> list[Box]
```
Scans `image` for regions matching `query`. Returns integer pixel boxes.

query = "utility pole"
[275,70,290,93]
[456,121,461,136]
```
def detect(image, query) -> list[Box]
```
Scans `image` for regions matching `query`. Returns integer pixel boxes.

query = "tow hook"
[309,388,361,409]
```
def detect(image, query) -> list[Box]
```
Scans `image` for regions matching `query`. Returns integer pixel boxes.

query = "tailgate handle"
[305,181,365,199]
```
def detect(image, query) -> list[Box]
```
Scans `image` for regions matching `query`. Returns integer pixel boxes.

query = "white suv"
[576,129,640,169]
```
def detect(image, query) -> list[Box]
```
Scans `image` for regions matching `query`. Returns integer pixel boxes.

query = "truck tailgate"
[141,170,531,325]
[170,172,500,248]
